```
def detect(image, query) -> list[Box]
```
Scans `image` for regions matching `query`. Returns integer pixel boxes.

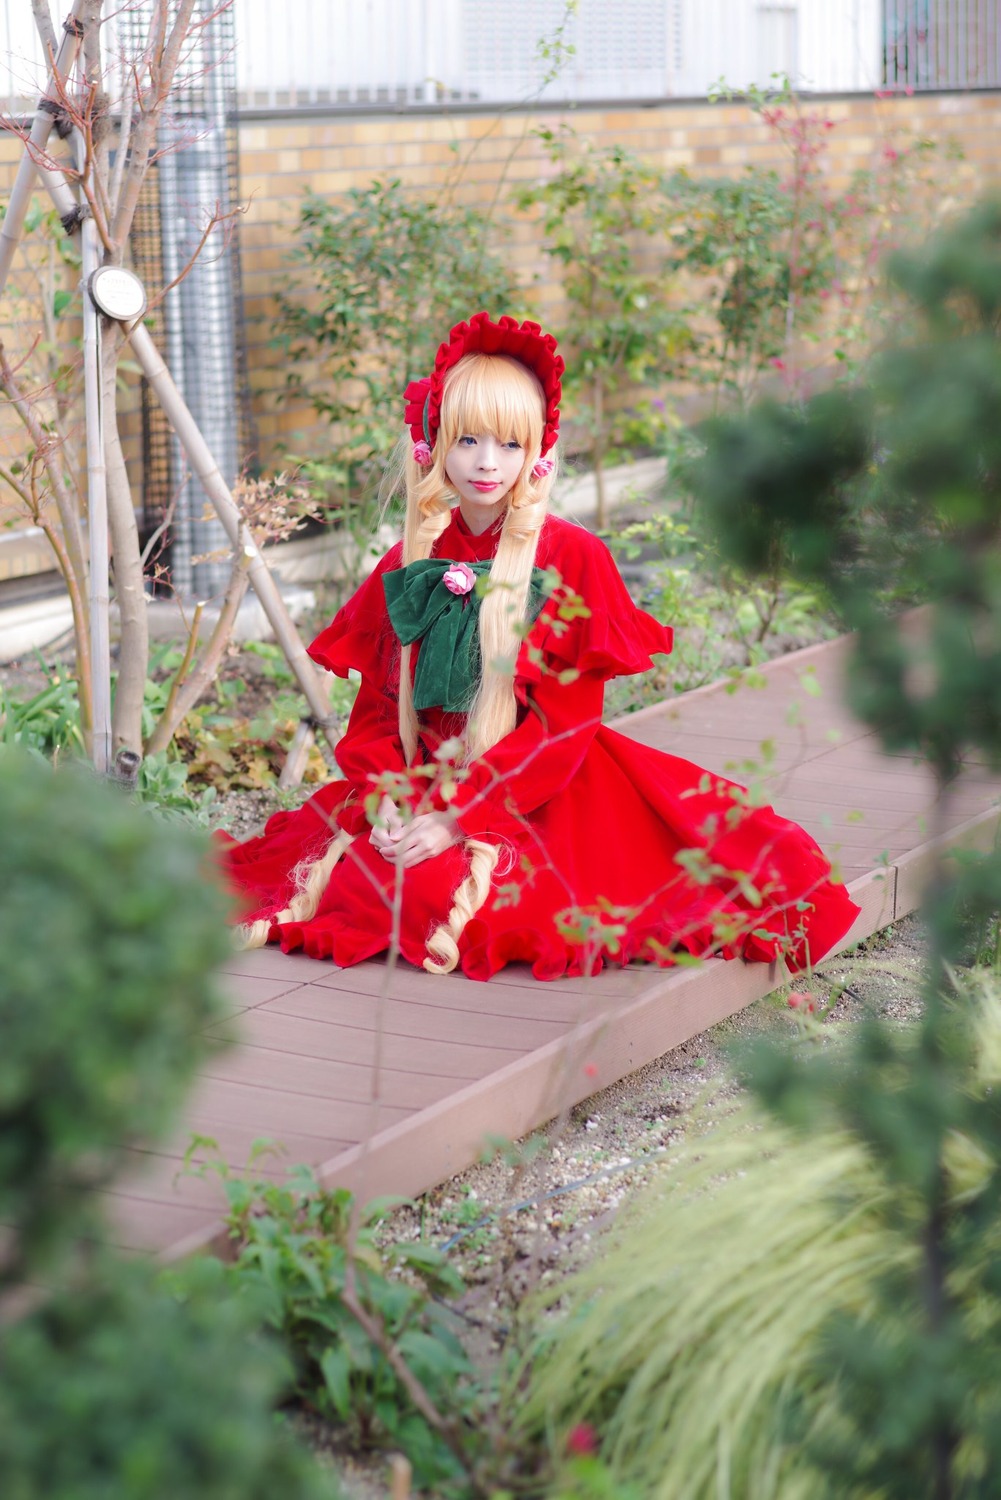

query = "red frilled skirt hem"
[235,868,859,984]
[214,735,861,984]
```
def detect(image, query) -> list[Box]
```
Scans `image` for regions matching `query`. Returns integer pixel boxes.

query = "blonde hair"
[400,352,557,972]
[241,351,558,975]
[237,829,355,950]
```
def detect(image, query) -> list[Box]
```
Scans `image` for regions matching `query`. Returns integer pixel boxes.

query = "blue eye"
[503,440,522,450]
[458,435,476,446]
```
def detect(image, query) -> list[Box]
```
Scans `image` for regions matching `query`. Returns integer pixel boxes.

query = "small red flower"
[787,990,814,1010]
[566,1423,599,1457]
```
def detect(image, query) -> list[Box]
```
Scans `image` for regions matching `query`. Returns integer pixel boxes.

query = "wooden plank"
[262,985,570,1049]
[218,947,336,981]
[201,1043,461,1112]
[217,973,311,1008]
[101,1193,218,1254]
[206,1007,525,1078]
[308,957,648,1019]
[183,1074,410,1143]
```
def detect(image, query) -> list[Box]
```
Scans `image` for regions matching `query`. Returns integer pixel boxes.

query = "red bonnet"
[403,311,564,459]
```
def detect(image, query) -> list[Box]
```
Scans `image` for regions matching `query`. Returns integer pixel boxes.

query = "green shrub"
[516,129,690,526]
[0,1257,338,1500]
[0,751,231,1274]
[217,1163,481,1493]
[524,975,1001,1500]
[0,752,337,1496]
[279,179,517,505]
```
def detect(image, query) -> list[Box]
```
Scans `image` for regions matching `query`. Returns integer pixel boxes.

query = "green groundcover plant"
[212,1161,484,1494]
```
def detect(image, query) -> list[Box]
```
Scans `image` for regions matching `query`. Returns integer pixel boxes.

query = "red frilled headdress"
[402,312,564,471]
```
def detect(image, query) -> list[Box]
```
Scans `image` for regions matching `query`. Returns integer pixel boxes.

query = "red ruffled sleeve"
[308,544,407,818]
[517,519,672,685]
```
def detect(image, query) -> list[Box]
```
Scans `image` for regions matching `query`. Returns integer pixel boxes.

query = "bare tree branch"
[0,338,91,708]
[30,0,57,60]
[108,60,137,211]
[144,550,251,755]
[139,196,245,321]
[109,0,200,254]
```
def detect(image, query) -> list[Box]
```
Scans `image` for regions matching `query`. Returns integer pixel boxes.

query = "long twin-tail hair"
[241,351,557,971]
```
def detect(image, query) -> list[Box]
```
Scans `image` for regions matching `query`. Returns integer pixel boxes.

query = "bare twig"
[0,463,33,510]
[139,196,246,321]
[339,1279,485,1493]
[143,549,251,755]
[147,600,204,751]
[0,338,91,721]
[139,482,183,570]
[108,61,137,210]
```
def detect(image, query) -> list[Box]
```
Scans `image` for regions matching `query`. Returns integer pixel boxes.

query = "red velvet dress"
[218,511,859,980]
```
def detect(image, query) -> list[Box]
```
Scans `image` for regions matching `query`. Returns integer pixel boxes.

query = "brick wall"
[0,89,998,576]
[236,91,997,464]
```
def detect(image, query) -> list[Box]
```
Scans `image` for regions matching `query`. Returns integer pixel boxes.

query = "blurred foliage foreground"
[0,755,339,1499]
[521,202,1001,1500]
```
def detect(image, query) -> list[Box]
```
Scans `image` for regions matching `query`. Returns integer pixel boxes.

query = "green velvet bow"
[383,559,550,712]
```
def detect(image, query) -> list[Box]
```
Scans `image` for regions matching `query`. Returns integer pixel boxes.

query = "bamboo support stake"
[278,719,316,791]
[126,321,339,756]
[0,2,85,296]
[80,207,112,773]
[389,1454,412,1500]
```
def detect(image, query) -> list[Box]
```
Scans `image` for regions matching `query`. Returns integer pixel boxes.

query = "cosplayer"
[219,313,859,981]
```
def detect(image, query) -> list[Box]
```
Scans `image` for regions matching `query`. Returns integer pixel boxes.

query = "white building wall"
[0,1,988,112]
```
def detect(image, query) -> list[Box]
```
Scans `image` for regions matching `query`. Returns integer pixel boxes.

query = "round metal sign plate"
[88,266,147,321]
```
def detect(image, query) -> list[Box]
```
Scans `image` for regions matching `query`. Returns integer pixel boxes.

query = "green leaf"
[318,1345,352,1419]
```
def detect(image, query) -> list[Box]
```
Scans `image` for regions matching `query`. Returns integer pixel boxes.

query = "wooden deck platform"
[105,633,1001,1260]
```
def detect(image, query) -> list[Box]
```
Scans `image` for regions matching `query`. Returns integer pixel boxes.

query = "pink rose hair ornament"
[403,311,564,475]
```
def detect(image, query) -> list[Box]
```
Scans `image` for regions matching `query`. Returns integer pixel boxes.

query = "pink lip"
[470,481,499,492]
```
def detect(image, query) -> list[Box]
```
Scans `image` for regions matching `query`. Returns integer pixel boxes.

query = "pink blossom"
[412,440,433,466]
[771,357,787,371]
[787,990,815,1010]
[531,454,556,479]
[584,1061,599,1079]
[442,562,476,596]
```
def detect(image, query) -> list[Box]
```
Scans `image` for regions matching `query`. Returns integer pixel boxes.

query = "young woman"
[219,312,859,981]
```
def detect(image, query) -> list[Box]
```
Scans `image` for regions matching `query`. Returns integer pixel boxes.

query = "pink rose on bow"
[442,562,476,596]
[412,440,433,466]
